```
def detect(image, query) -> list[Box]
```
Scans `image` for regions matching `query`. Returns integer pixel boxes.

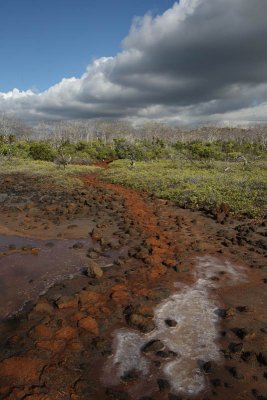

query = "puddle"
[104,256,247,397]
[0,235,91,318]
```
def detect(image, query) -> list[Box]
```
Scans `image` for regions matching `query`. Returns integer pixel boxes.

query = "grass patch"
[102,159,267,217]
[0,158,99,187]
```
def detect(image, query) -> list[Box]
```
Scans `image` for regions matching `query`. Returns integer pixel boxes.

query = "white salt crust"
[104,256,247,395]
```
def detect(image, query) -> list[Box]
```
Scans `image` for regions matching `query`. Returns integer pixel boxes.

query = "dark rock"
[236,305,248,312]
[214,308,227,319]
[168,394,183,400]
[252,389,267,400]
[211,378,221,387]
[231,327,248,340]
[228,342,243,353]
[241,351,254,362]
[91,337,112,356]
[73,242,84,249]
[157,378,170,392]
[197,360,212,373]
[156,350,178,358]
[165,319,177,327]
[154,360,161,368]
[139,397,154,400]
[257,352,267,366]
[121,369,139,382]
[106,388,129,400]
[141,340,165,353]
[128,313,155,333]
[226,366,244,380]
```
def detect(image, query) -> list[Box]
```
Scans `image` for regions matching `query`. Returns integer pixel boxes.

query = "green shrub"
[29,142,56,161]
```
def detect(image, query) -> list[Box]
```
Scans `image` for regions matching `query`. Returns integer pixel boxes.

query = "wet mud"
[0,172,266,400]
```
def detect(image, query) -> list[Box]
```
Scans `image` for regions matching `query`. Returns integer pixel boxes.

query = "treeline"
[0,136,266,163]
[1,115,267,144]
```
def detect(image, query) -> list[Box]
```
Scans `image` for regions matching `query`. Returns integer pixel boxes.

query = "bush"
[188,142,221,160]
[29,142,56,161]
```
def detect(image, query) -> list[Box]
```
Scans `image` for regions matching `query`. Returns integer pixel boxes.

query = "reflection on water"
[0,235,90,318]
[104,256,247,396]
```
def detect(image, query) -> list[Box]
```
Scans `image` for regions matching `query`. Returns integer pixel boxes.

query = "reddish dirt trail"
[81,174,181,281]
[0,172,266,400]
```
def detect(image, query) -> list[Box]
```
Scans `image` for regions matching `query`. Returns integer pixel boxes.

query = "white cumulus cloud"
[0,0,267,125]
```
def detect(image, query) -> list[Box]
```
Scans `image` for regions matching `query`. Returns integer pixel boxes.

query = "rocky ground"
[0,171,266,400]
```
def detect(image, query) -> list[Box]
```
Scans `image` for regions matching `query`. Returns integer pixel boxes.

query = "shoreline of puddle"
[0,234,127,319]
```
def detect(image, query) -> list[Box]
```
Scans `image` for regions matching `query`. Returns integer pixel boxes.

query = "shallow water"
[104,256,247,397]
[0,235,90,318]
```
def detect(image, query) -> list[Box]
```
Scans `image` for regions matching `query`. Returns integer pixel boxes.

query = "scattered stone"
[105,388,129,400]
[73,242,84,249]
[197,360,212,373]
[30,324,53,339]
[33,302,54,314]
[211,378,221,387]
[214,308,227,319]
[139,397,154,400]
[241,351,254,362]
[257,352,267,366]
[168,394,183,400]
[54,326,77,340]
[78,290,100,305]
[79,316,99,335]
[91,337,112,356]
[165,319,177,327]
[56,295,78,309]
[0,357,43,385]
[156,350,178,358]
[45,242,55,247]
[228,342,243,353]
[236,305,249,312]
[231,327,248,340]
[128,313,155,333]
[121,369,139,382]
[226,366,244,380]
[252,389,267,400]
[86,260,103,278]
[36,339,63,352]
[157,378,170,392]
[141,340,165,353]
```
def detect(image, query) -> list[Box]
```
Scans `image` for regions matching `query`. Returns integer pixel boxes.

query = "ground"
[0,168,266,400]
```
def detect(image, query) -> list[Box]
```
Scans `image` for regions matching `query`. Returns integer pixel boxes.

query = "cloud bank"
[1,0,267,125]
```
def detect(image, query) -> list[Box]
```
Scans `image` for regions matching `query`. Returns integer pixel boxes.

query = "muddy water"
[0,235,91,318]
[104,256,247,397]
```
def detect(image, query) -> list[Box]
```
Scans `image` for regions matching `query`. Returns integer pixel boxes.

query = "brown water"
[0,235,91,318]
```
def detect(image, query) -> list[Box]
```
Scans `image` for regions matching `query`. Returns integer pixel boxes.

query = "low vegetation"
[0,128,266,217]
[0,158,99,187]
[102,159,266,217]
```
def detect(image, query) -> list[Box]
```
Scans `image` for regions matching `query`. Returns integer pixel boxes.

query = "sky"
[0,0,267,126]
[0,0,174,92]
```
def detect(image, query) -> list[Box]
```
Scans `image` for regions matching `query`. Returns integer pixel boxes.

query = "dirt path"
[0,173,266,400]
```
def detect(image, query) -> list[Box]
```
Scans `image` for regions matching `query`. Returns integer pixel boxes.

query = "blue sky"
[0,0,175,92]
